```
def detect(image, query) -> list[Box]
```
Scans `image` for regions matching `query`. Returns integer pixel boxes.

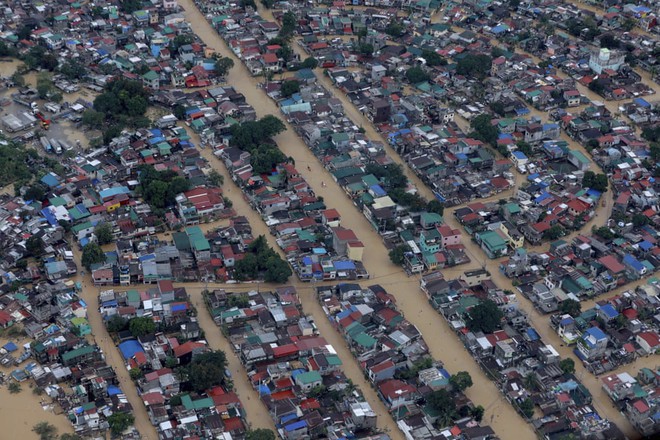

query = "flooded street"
[176,0,538,437]
[0,379,74,438]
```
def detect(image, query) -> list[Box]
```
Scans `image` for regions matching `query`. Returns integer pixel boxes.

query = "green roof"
[49,196,67,207]
[570,149,590,164]
[182,394,215,410]
[72,221,93,234]
[353,332,377,348]
[127,289,140,303]
[325,354,342,366]
[296,370,322,385]
[70,317,88,327]
[142,70,159,81]
[61,345,96,362]
[186,226,210,251]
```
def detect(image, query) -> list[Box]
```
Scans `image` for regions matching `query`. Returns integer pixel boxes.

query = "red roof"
[272,343,299,358]
[598,255,626,274]
[262,53,279,64]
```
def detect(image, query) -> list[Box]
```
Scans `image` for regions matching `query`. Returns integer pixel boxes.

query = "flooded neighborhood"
[0,0,658,440]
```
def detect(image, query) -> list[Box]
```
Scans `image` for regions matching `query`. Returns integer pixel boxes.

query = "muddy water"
[176,1,540,437]
[0,381,74,438]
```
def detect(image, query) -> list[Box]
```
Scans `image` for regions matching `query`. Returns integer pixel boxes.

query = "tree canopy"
[81,242,106,270]
[95,223,114,245]
[389,244,410,266]
[405,66,430,84]
[138,165,190,210]
[184,350,229,393]
[456,54,492,79]
[582,171,608,192]
[559,299,581,318]
[449,371,473,392]
[470,114,500,147]
[233,235,292,282]
[281,79,300,98]
[214,57,234,76]
[107,412,135,436]
[466,299,503,334]
[32,422,57,440]
[559,358,575,375]
[426,389,457,426]
[230,115,286,152]
[129,317,156,337]
[246,429,276,440]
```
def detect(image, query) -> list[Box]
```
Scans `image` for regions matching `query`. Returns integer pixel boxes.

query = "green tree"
[95,222,114,245]
[632,214,649,227]
[59,59,87,80]
[279,11,297,40]
[559,358,575,375]
[421,50,446,66]
[516,141,532,157]
[129,368,143,380]
[456,54,492,79]
[543,225,565,240]
[208,169,224,187]
[385,20,405,38]
[10,72,25,87]
[173,104,186,120]
[281,79,300,97]
[246,429,276,440]
[32,422,57,440]
[519,398,534,419]
[301,57,318,69]
[449,371,473,392]
[185,350,228,393]
[559,299,581,318]
[427,389,457,425]
[426,200,444,216]
[26,235,44,257]
[471,405,485,422]
[470,114,500,146]
[405,66,430,84]
[466,299,503,334]
[214,57,235,77]
[81,242,106,270]
[389,244,410,266]
[24,184,46,201]
[107,412,135,436]
[8,381,22,394]
[357,43,374,56]
[107,315,128,333]
[264,255,292,283]
[129,316,156,337]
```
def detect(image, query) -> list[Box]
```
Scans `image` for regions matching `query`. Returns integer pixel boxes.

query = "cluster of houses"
[205,286,383,440]
[501,229,660,309]
[550,284,660,375]
[99,283,250,439]
[1,280,138,438]
[0,0,228,91]
[315,283,500,440]
[265,76,475,274]
[421,270,626,440]
[601,367,660,437]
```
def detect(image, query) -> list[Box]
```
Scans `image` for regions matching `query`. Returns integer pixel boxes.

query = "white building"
[589,48,625,74]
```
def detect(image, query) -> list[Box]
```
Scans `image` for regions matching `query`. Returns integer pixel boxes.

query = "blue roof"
[491,25,506,33]
[41,208,59,227]
[107,385,122,396]
[334,261,356,270]
[560,316,574,326]
[515,107,530,115]
[623,254,645,272]
[586,189,601,199]
[258,384,270,395]
[171,303,187,312]
[535,192,551,204]
[301,256,312,265]
[98,186,129,200]
[526,328,540,341]
[312,248,327,255]
[370,184,387,197]
[633,98,651,108]
[438,368,450,379]
[118,340,144,360]
[284,420,307,432]
[138,254,155,262]
[639,240,653,251]
[584,327,607,342]
[599,304,619,319]
[3,342,17,352]
[280,413,298,424]
[512,151,527,160]
[41,173,60,188]
[336,309,352,320]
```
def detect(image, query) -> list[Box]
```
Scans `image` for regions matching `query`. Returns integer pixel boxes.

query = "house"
[437,225,461,247]
[142,70,160,89]
[589,48,625,74]
[636,331,660,355]
[0,310,14,328]
[567,150,590,171]
[294,370,322,391]
[176,187,224,224]
[577,327,609,360]
[321,209,341,227]
[563,90,581,107]
[476,230,508,258]
[368,360,396,383]
[331,227,360,257]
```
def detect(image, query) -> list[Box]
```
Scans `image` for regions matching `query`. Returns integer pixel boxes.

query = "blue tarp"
[633,98,651,108]
[258,384,270,395]
[280,413,298,424]
[370,184,387,197]
[118,340,144,360]
[312,248,327,255]
[284,420,307,432]
[107,385,122,396]
[171,303,187,312]
[41,208,58,227]
[3,342,17,352]
[334,261,356,270]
